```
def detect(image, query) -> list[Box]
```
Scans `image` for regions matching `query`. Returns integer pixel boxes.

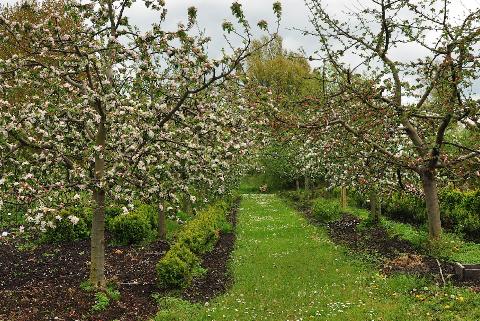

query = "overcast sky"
[139,0,478,94]
[2,0,479,93]
[120,0,479,57]
[124,0,319,57]
[3,0,479,58]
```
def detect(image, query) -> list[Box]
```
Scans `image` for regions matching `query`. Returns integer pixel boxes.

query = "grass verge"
[381,218,480,264]
[152,194,480,321]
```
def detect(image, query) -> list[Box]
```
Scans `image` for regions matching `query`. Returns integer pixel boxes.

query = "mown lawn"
[154,194,480,321]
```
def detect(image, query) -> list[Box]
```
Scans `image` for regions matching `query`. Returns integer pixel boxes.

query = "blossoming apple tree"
[304,0,480,239]
[0,0,281,287]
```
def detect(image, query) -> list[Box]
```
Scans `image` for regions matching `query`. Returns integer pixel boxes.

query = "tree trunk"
[369,190,380,224]
[296,179,300,191]
[305,176,310,190]
[90,119,106,288]
[158,205,167,240]
[340,186,347,210]
[377,199,382,222]
[420,170,442,239]
[184,195,192,214]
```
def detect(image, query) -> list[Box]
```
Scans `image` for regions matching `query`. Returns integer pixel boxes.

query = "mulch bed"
[0,237,169,321]
[327,214,421,259]
[0,204,239,321]
[324,213,480,289]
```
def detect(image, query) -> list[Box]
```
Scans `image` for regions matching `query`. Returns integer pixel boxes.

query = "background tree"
[246,36,325,189]
[304,0,480,239]
[0,0,281,287]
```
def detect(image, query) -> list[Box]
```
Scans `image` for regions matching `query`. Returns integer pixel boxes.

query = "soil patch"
[182,201,239,303]
[0,237,169,321]
[323,214,480,288]
[0,203,240,320]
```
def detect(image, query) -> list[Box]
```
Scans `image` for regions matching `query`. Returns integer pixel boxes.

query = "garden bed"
[0,237,169,321]
[325,214,480,290]
[0,203,239,320]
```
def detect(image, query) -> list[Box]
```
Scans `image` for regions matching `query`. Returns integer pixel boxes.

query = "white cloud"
[2,0,479,93]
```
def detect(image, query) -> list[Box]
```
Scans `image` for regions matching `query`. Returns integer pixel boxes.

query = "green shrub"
[131,203,157,229]
[105,285,121,301]
[42,208,90,243]
[90,284,120,312]
[91,292,110,312]
[104,206,122,229]
[109,211,152,245]
[80,280,95,292]
[177,211,219,254]
[311,198,341,222]
[176,202,232,255]
[156,199,235,289]
[156,244,205,288]
[439,189,480,238]
[382,193,426,224]
[462,190,480,213]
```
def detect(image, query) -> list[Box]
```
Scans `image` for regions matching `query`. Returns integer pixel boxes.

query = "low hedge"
[156,198,235,289]
[41,208,90,243]
[311,198,342,223]
[440,189,480,238]
[109,210,153,245]
[42,202,158,245]
[381,189,480,239]
[382,192,426,225]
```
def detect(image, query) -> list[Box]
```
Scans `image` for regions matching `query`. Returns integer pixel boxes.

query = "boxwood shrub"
[156,244,205,288]
[381,189,480,239]
[311,198,342,223]
[156,198,235,289]
[109,210,153,245]
[41,208,90,243]
[41,202,159,245]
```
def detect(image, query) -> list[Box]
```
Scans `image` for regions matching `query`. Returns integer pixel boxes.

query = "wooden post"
[157,204,167,240]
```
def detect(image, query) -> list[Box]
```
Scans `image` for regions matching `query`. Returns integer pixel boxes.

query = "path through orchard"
[158,194,472,320]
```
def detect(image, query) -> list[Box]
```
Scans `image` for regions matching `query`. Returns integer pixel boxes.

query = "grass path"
[155,194,479,320]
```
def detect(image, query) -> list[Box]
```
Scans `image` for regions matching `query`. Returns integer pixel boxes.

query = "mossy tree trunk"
[90,117,106,288]
[420,169,442,239]
[340,186,347,210]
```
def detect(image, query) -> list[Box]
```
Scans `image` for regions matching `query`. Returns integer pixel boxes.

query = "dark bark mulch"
[182,202,239,303]
[0,204,240,321]
[324,214,480,288]
[0,237,169,321]
[327,214,421,259]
